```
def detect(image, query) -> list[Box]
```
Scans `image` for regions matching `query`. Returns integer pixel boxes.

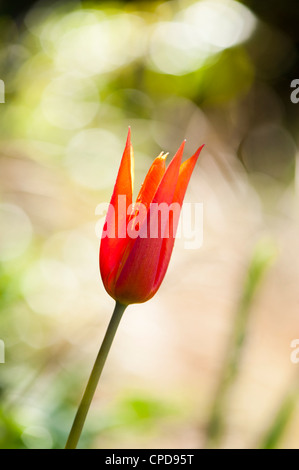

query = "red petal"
[174,144,204,207]
[126,153,167,237]
[135,153,167,209]
[151,144,204,296]
[100,128,134,292]
[113,141,186,304]
[152,141,185,206]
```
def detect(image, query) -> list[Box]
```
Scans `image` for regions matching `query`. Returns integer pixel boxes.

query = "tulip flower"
[65,129,204,449]
[100,128,204,305]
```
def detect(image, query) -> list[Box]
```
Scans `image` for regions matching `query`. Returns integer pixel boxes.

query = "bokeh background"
[0,0,299,449]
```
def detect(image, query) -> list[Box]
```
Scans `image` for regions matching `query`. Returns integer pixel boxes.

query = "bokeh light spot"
[65,128,123,190]
[0,203,32,261]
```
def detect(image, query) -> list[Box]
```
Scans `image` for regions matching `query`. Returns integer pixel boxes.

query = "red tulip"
[100,128,204,305]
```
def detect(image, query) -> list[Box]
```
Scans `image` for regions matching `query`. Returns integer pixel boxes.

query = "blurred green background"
[0,0,299,449]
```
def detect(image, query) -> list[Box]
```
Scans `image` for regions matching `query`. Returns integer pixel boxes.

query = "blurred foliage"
[0,0,298,449]
[205,239,277,447]
[258,390,298,449]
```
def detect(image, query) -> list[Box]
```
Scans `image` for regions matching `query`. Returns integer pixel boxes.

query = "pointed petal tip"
[175,139,186,156]
[178,143,204,175]
[126,126,131,143]
[165,140,186,170]
[192,143,205,160]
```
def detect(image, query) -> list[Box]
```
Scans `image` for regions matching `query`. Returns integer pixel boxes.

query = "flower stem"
[65,301,127,449]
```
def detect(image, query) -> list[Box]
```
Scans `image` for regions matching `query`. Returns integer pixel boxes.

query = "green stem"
[65,301,127,449]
